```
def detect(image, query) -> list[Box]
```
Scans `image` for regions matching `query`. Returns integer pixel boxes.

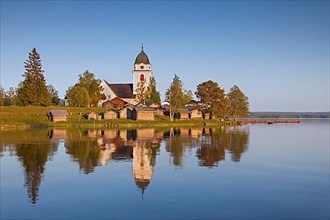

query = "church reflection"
[0,126,249,204]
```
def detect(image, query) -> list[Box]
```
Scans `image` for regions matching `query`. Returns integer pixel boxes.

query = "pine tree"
[145,77,161,106]
[227,85,249,119]
[16,48,51,106]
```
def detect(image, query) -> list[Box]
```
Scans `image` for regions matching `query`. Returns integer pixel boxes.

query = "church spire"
[141,42,144,51]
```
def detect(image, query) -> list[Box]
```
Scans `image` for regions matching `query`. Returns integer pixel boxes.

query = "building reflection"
[133,141,154,196]
[0,126,249,204]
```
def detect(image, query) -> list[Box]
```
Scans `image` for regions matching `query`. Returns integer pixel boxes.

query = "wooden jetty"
[241,119,300,125]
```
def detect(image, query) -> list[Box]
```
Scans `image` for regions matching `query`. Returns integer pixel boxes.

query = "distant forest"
[250,112,330,118]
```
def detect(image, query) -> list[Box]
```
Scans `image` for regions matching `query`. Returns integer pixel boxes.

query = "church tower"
[132,44,153,95]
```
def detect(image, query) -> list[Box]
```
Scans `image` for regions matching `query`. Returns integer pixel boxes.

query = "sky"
[1,1,329,112]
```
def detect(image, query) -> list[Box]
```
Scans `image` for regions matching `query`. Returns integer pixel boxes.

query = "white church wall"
[100,80,117,100]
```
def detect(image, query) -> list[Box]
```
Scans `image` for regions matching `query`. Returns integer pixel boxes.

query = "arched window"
[140,74,145,81]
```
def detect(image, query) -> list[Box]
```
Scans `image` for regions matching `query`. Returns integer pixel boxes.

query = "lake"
[1,119,329,219]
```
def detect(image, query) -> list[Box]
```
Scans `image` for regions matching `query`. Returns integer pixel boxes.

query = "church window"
[140,74,145,81]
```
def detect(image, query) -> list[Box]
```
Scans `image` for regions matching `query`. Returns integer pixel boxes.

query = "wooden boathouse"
[49,110,69,122]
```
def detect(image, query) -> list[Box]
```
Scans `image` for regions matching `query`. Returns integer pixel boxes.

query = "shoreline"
[0,118,307,130]
[2,106,325,130]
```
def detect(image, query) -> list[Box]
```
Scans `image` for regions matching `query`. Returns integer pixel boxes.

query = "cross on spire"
[141,42,144,51]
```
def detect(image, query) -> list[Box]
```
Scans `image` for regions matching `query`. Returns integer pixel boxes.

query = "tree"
[182,89,193,106]
[66,85,89,107]
[195,80,228,118]
[4,87,17,106]
[227,85,249,119]
[16,48,51,106]
[0,86,4,106]
[135,79,148,105]
[47,84,60,105]
[76,70,102,107]
[165,75,192,121]
[145,77,161,105]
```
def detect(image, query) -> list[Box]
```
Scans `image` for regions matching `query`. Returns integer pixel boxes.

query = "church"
[99,45,153,107]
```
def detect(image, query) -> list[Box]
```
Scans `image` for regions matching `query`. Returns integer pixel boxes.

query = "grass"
[0,105,224,129]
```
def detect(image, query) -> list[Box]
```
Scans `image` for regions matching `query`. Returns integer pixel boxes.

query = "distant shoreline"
[250,112,330,119]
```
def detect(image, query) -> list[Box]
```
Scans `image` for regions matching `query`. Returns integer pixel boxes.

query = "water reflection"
[1,130,57,204]
[0,126,249,204]
[197,127,249,167]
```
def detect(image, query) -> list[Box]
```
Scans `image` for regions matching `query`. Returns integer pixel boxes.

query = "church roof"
[111,146,133,161]
[135,178,150,191]
[134,48,150,65]
[106,82,134,98]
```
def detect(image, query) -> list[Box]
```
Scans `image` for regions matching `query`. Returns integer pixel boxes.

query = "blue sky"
[1,1,329,111]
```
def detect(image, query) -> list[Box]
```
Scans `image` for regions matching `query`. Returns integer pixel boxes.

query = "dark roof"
[107,83,134,98]
[135,178,150,191]
[178,108,190,113]
[135,106,155,112]
[49,110,68,115]
[111,146,133,161]
[134,49,150,65]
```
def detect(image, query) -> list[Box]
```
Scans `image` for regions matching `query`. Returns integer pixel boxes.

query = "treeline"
[251,112,330,119]
[0,48,109,108]
[1,48,249,120]
[164,75,249,121]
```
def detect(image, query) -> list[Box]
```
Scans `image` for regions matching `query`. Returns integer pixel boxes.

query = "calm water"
[1,120,329,219]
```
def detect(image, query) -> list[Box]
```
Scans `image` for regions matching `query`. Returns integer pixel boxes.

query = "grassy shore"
[0,106,227,129]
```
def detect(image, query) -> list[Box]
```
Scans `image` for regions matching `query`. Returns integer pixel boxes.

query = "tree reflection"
[197,127,249,167]
[65,130,101,174]
[2,129,57,204]
[197,128,226,167]
[165,128,197,167]
[0,126,250,204]
[227,127,249,162]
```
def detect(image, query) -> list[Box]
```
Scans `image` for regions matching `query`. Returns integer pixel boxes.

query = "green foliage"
[4,87,17,106]
[136,79,148,105]
[195,80,228,118]
[47,84,60,105]
[76,70,102,107]
[0,85,5,106]
[16,48,51,106]
[66,85,90,107]
[66,138,101,174]
[182,90,193,106]
[227,85,249,118]
[197,127,249,167]
[165,75,192,121]
[146,77,161,105]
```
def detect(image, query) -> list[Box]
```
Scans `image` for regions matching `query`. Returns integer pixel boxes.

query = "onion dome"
[134,45,150,64]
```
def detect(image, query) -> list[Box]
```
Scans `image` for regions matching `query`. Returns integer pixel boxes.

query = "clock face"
[140,65,144,69]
